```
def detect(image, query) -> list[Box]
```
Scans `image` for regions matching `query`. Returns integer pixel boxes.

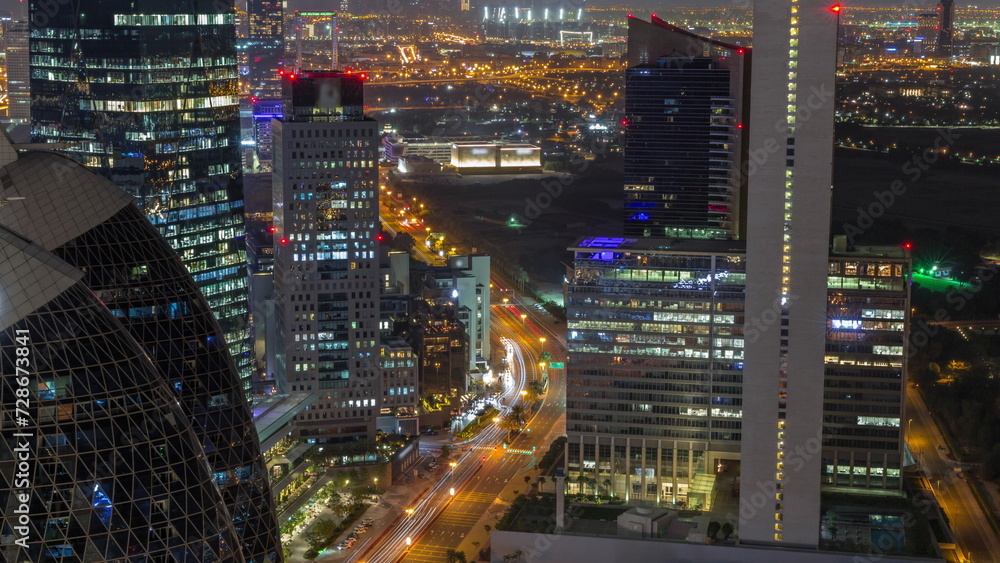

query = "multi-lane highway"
[906,384,1000,562]
[351,300,565,563]
[372,174,568,562]
[396,304,566,563]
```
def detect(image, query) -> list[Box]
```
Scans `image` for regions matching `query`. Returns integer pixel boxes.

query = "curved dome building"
[0,228,244,562]
[0,133,280,561]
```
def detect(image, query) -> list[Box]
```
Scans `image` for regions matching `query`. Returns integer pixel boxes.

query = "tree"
[503,549,524,563]
[500,405,529,439]
[392,232,415,252]
[524,475,532,487]
[537,476,547,493]
[327,491,348,518]
[602,478,612,496]
[517,268,530,292]
[826,509,839,541]
[483,524,492,534]
[524,387,541,404]
[349,486,367,510]
[721,522,734,541]
[706,521,721,544]
[446,549,467,563]
[303,518,334,551]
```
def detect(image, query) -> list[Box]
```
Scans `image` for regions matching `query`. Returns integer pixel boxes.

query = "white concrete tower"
[740,0,837,549]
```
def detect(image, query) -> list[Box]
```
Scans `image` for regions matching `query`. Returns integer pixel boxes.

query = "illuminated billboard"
[450,142,542,173]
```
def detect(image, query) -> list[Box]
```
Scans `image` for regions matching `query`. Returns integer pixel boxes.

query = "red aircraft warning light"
[830,4,842,13]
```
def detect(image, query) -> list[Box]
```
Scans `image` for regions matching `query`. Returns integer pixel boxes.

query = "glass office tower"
[0,229,243,563]
[565,237,747,507]
[824,242,910,492]
[28,0,252,395]
[624,16,750,240]
[0,137,281,563]
[247,0,285,99]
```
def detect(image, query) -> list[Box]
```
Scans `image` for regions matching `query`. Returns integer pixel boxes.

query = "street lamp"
[450,487,456,496]
[520,314,527,324]
[405,536,412,546]
[405,508,415,516]
[539,337,546,344]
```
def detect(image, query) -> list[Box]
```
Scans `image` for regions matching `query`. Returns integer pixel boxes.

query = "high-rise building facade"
[28,0,252,395]
[247,0,285,98]
[1,18,30,122]
[0,136,282,563]
[565,237,746,507]
[938,0,955,57]
[272,71,382,442]
[0,229,244,563]
[824,240,910,492]
[624,16,750,240]
[740,0,838,548]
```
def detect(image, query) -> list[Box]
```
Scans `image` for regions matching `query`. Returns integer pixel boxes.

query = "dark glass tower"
[624,16,750,240]
[0,139,281,563]
[938,0,955,57]
[247,0,285,98]
[0,229,243,563]
[28,0,252,395]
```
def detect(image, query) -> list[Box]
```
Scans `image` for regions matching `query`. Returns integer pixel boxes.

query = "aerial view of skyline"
[1,0,999,562]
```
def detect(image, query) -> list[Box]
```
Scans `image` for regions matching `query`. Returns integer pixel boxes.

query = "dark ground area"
[390,146,1000,287]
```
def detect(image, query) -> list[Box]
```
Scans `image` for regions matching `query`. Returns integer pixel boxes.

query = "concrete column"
[656,439,663,504]
[555,472,566,529]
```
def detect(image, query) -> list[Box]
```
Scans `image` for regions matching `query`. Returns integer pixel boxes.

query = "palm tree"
[537,476,547,493]
[602,478,612,497]
[499,405,528,440]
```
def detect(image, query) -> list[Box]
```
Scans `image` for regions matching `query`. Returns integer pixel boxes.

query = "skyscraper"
[0,230,244,562]
[740,0,837,548]
[624,16,749,240]
[272,71,382,442]
[1,18,30,122]
[0,135,282,563]
[247,0,285,98]
[938,0,955,57]
[565,237,747,506]
[824,239,910,493]
[29,0,252,395]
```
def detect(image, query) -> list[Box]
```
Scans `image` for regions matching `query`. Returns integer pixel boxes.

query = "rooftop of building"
[251,393,318,451]
[569,236,746,256]
[830,238,910,260]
